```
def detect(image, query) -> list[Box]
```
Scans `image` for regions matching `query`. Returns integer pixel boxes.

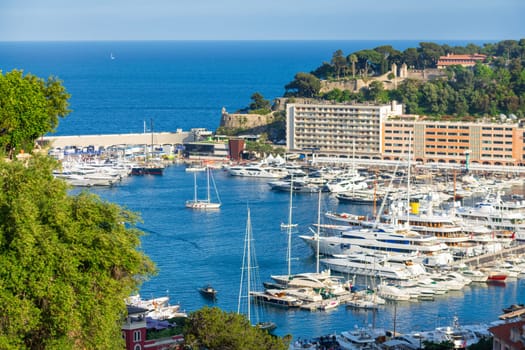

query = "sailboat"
[185,166,221,210]
[238,208,277,331]
[131,119,165,176]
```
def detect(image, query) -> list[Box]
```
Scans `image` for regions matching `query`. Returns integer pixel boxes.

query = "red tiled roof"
[489,320,525,349]
[437,53,487,67]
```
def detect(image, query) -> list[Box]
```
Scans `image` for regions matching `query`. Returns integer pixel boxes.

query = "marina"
[6,40,525,345]
[78,161,525,339]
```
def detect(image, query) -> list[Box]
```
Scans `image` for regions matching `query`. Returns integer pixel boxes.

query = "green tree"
[311,62,334,80]
[0,70,70,158]
[418,42,445,68]
[349,54,358,79]
[402,48,419,68]
[0,155,156,349]
[331,50,347,78]
[183,307,288,350]
[367,81,389,103]
[284,73,321,98]
[249,92,271,113]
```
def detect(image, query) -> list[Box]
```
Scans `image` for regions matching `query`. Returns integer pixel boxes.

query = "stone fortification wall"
[320,64,446,93]
[219,109,277,129]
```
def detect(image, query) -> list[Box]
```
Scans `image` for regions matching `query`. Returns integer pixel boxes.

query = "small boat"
[256,321,277,332]
[318,299,340,311]
[198,284,217,299]
[502,303,525,314]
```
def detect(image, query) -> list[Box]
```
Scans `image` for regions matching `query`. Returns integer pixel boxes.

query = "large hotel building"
[286,101,525,166]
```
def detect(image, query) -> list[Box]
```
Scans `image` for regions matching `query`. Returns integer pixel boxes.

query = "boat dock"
[454,243,525,267]
[299,294,356,312]
[40,131,192,149]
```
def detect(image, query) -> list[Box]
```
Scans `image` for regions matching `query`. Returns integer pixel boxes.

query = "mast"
[287,176,294,277]
[246,208,251,322]
[150,118,154,161]
[206,166,211,204]
[316,189,321,274]
[193,172,198,203]
[406,131,412,227]
[238,208,252,322]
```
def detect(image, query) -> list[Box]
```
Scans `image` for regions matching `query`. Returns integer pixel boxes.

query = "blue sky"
[1,0,524,41]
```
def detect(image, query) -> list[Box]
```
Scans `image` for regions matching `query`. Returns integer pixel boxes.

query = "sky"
[1,0,524,41]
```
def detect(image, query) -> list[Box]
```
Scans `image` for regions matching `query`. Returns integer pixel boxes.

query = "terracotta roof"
[489,320,525,349]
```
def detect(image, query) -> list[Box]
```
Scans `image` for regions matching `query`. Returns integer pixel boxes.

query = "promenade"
[40,130,193,149]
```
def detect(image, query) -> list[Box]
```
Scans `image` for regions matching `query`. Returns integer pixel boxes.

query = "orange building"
[437,53,487,68]
[382,116,525,166]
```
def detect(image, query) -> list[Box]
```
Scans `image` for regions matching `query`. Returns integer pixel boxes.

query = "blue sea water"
[0,40,518,339]
[1,40,486,136]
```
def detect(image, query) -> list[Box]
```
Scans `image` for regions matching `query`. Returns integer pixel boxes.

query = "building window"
[133,330,141,342]
[134,345,142,350]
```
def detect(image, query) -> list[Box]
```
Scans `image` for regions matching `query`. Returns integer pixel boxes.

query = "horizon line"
[0,38,512,44]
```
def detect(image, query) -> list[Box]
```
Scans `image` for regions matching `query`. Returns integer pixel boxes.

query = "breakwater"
[40,131,193,149]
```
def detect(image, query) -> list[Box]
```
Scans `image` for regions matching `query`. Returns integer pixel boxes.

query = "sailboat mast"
[316,189,321,274]
[150,118,154,161]
[287,176,293,277]
[193,172,198,202]
[246,208,251,322]
[206,166,211,203]
[406,131,412,226]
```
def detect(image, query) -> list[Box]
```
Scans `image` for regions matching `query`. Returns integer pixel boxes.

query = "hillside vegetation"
[284,39,525,119]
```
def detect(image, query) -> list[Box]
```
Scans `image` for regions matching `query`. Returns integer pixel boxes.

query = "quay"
[40,131,193,149]
[40,132,525,176]
[456,243,525,267]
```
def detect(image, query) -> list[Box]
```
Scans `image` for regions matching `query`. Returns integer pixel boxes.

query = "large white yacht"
[299,223,453,266]
[320,252,427,281]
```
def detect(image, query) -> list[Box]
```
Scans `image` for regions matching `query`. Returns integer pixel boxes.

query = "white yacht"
[227,163,286,178]
[455,196,525,241]
[300,224,453,266]
[321,252,426,281]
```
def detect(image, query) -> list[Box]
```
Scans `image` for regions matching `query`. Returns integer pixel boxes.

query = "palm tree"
[349,54,358,79]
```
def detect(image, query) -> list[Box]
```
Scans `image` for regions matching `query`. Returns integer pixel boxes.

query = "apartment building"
[286,100,525,166]
[286,101,403,157]
[383,117,525,166]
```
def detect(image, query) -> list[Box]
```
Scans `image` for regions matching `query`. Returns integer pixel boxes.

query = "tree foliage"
[0,155,156,349]
[249,92,272,114]
[284,72,321,98]
[183,307,288,350]
[0,70,70,158]
[294,39,525,118]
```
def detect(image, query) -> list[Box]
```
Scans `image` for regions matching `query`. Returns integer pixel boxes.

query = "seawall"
[39,131,193,149]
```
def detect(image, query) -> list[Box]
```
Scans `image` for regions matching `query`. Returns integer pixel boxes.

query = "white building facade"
[286,101,403,157]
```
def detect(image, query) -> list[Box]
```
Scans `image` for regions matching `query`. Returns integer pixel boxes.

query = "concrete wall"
[40,131,192,149]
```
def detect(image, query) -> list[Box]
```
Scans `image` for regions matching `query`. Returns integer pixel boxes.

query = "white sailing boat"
[238,208,277,331]
[185,166,221,210]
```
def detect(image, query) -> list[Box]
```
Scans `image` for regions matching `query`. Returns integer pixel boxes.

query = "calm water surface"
[1,40,514,338]
[87,166,525,338]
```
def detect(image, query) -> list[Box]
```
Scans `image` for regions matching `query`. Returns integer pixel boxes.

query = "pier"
[454,243,525,267]
[39,131,194,149]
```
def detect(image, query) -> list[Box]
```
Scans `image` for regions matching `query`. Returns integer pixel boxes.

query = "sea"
[1,40,521,339]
